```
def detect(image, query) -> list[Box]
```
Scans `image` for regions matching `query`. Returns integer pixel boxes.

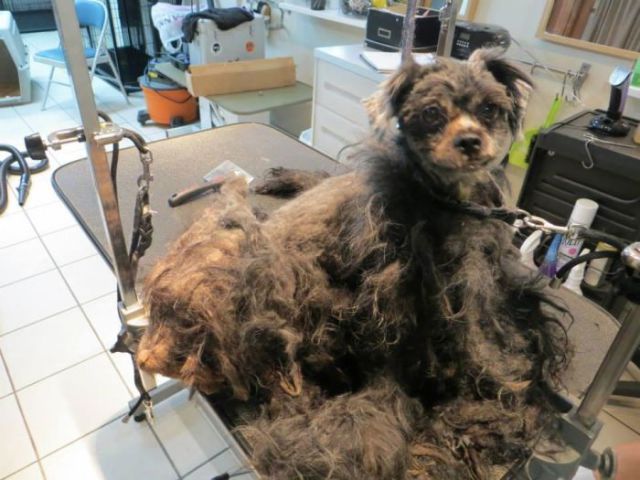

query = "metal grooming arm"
[50,0,166,398]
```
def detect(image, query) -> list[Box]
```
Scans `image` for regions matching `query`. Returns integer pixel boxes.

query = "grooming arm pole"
[51,0,155,389]
[436,0,459,57]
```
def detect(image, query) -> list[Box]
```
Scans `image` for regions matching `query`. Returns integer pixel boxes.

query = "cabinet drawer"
[313,104,367,161]
[315,60,379,129]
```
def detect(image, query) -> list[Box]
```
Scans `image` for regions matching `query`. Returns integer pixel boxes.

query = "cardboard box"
[185,57,296,97]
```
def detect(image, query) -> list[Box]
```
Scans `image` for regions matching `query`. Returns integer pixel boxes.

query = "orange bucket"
[139,75,198,126]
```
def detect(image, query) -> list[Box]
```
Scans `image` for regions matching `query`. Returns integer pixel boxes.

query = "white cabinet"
[311,45,385,160]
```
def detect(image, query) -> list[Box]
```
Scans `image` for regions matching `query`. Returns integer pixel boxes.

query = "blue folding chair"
[34,0,129,110]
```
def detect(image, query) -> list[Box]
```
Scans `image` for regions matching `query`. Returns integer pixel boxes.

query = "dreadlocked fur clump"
[138,49,570,479]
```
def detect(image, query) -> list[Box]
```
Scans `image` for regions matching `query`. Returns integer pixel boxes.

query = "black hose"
[7,154,48,175]
[578,228,627,253]
[0,144,39,215]
[555,250,620,282]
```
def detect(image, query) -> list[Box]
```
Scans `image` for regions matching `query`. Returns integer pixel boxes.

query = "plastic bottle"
[520,230,543,270]
[562,248,590,296]
[556,199,599,270]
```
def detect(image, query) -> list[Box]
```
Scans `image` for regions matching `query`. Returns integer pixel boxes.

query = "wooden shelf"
[279,2,367,29]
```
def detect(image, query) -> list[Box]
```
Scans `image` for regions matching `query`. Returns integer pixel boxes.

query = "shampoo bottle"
[556,198,599,270]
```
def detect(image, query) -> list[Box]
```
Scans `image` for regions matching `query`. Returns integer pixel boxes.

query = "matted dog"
[137,49,569,479]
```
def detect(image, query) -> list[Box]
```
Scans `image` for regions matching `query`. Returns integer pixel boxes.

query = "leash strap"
[435,198,525,225]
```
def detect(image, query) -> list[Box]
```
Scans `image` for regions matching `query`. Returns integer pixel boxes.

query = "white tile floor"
[0,32,250,480]
[1,30,640,480]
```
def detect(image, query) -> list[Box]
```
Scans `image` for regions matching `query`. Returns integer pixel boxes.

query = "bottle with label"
[563,248,590,296]
[556,198,599,270]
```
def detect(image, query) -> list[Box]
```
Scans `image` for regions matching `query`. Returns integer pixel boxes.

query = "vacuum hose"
[0,144,48,215]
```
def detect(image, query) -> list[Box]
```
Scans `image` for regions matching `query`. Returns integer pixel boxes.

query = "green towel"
[509,95,563,168]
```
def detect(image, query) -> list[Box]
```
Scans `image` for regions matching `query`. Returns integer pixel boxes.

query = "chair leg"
[41,65,55,111]
[106,55,129,105]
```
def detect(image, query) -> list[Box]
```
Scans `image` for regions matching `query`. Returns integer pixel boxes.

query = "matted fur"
[138,50,569,479]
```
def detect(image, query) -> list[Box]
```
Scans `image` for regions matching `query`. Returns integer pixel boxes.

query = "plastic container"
[562,248,589,296]
[520,230,542,270]
[139,75,198,126]
[556,198,599,270]
[299,128,312,146]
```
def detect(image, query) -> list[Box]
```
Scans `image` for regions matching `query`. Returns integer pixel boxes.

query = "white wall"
[466,0,639,129]
[266,8,363,85]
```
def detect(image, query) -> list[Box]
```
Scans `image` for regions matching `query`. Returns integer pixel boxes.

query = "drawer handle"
[378,28,392,39]
[324,82,361,102]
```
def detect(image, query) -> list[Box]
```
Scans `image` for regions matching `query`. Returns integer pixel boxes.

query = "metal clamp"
[137,150,154,187]
[46,126,86,150]
[93,122,125,146]
[513,211,568,235]
[621,242,640,272]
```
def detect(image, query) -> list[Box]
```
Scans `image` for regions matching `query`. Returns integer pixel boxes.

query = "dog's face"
[371,49,532,177]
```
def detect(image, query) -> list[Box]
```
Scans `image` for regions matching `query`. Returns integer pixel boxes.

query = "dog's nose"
[453,134,482,155]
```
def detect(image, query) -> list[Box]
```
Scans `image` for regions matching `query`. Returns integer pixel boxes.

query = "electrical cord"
[555,250,620,283]
[0,144,48,215]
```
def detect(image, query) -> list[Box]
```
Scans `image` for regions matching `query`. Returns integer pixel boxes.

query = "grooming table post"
[50,0,156,392]
[436,0,459,57]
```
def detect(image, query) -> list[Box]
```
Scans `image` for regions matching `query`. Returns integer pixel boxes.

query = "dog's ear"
[385,59,422,116]
[469,48,533,134]
[364,59,422,135]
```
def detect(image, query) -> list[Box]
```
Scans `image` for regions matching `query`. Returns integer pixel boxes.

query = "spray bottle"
[556,198,599,270]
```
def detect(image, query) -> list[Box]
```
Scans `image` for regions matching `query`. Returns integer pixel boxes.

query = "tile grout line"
[0,234,39,251]
[0,350,48,480]
[75,299,136,399]
[602,406,640,437]
[180,448,235,479]
[11,352,104,395]
[26,412,129,467]
[145,420,183,480]
[0,249,110,290]
[0,289,116,339]
[0,266,58,290]
[0,304,78,339]
[0,461,39,480]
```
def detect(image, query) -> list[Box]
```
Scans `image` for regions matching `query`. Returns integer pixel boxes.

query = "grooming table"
[52,123,620,476]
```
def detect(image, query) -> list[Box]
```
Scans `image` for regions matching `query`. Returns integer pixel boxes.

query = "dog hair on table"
[137,48,570,479]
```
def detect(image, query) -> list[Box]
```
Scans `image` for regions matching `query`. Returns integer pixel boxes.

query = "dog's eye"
[422,106,445,127]
[479,102,500,121]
